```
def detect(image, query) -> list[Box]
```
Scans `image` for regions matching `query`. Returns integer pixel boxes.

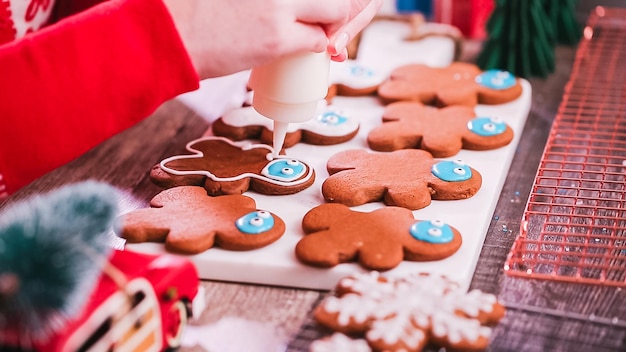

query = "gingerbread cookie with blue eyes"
[150,136,315,196]
[377,62,523,106]
[322,149,481,210]
[211,103,359,148]
[296,203,462,270]
[117,186,285,254]
[326,60,387,101]
[367,101,514,157]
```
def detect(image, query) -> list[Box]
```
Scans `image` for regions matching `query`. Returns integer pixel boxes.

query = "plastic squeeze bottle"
[249,51,331,158]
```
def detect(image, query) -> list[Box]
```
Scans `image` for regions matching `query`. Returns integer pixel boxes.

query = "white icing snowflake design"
[315,271,503,351]
[309,332,371,352]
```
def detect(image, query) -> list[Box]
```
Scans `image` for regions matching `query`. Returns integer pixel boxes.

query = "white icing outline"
[220,103,360,138]
[159,136,314,187]
[330,60,387,89]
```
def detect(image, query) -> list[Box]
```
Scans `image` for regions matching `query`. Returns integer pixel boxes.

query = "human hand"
[324,0,383,62]
[163,0,382,79]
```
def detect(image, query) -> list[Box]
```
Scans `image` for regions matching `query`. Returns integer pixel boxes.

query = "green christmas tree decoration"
[544,0,582,46]
[0,181,120,341]
[477,0,555,78]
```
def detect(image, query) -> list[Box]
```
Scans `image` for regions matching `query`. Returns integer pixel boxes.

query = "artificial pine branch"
[0,181,120,341]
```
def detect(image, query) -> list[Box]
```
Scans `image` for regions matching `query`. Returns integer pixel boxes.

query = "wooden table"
[3,4,625,352]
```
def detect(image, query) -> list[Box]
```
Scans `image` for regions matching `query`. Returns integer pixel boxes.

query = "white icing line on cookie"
[159,136,314,187]
[221,102,360,138]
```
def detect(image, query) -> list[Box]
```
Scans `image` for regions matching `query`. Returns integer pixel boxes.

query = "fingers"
[293,0,351,25]
[331,48,349,62]
[328,0,382,56]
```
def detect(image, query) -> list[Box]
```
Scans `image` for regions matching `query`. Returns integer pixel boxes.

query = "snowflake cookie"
[313,271,506,351]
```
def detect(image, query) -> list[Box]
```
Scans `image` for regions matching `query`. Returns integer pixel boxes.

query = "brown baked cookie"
[367,101,514,157]
[313,271,506,352]
[117,186,285,254]
[295,203,462,271]
[211,104,359,148]
[322,149,482,210]
[377,62,523,106]
[150,136,315,196]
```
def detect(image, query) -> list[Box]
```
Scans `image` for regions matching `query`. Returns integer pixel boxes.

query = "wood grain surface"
[2,2,625,351]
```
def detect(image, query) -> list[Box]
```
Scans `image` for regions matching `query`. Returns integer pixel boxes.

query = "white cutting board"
[125,20,531,291]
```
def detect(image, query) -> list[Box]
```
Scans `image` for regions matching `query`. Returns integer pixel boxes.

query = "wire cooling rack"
[505,7,626,286]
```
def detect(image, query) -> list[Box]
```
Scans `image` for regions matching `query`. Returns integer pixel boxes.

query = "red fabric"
[0,0,200,196]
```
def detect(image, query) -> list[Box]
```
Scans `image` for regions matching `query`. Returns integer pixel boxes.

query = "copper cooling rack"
[505,7,626,287]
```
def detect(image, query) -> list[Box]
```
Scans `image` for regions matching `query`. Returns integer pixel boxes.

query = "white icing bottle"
[249,51,331,158]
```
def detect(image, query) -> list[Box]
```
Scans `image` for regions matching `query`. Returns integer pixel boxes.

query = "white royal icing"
[318,272,500,348]
[159,136,314,187]
[309,332,371,352]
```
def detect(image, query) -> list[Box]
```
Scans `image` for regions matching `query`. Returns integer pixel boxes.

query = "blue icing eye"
[467,116,507,136]
[409,220,454,244]
[317,110,348,126]
[350,65,374,77]
[236,210,274,234]
[262,159,306,181]
[475,70,516,90]
[431,160,472,182]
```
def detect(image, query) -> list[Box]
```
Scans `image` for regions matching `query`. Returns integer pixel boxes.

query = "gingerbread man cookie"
[211,103,359,148]
[296,203,462,271]
[150,137,315,196]
[326,60,387,101]
[313,271,506,352]
[117,186,285,254]
[377,62,523,106]
[322,149,482,210]
[367,101,514,157]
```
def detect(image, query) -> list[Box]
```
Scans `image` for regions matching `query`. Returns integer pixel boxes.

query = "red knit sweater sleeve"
[0,0,200,196]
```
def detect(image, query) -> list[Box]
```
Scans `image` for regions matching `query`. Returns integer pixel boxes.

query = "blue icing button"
[475,70,516,90]
[409,220,454,244]
[467,116,507,136]
[262,159,305,182]
[431,160,472,182]
[349,64,374,78]
[317,110,348,126]
[236,210,274,234]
